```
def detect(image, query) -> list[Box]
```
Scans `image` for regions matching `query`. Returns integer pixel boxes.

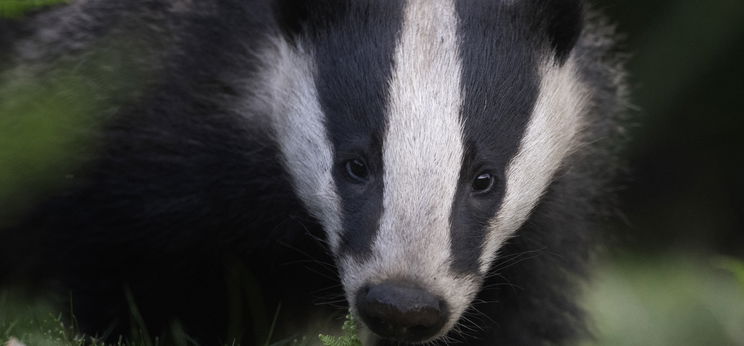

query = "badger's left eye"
[472,173,494,193]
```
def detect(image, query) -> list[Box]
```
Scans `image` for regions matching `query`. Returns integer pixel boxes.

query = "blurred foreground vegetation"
[585,255,744,345]
[2,255,742,345]
[0,0,68,18]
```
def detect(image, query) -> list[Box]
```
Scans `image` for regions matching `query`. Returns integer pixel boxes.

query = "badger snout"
[355,281,449,342]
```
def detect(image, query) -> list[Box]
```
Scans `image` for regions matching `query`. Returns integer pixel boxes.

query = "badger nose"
[356,281,448,342]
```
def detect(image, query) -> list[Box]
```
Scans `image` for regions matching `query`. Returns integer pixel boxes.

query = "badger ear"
[272,0,346,41]
[272,0,311,40]
[542,0,584,63]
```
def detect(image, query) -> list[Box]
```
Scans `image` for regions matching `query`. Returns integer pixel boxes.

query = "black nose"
[356,281,448,342]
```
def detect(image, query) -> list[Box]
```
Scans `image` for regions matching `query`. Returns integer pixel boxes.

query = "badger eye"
[345,159,369,182]
[472,173,494,193]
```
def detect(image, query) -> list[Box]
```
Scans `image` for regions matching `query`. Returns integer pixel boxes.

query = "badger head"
[263,0,588,343]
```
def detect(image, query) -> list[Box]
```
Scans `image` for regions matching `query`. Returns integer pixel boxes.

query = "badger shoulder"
[0,0,318,288]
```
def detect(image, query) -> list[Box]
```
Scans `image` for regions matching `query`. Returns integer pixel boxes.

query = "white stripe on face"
[479,58,590,273]
[259,39,343,252]
[341,0,475,336]
[378,0,464,271]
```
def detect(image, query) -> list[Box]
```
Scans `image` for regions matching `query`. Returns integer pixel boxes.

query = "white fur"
[479,57,590,273]
[339,0,477,340]
[255,39,344,252]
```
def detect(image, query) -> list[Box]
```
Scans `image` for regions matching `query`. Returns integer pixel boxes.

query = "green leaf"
[318,314,363,346]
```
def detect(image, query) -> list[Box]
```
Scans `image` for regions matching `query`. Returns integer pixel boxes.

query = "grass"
[3,254,742,345]
[0,287,357,346]
[0,291,99,346]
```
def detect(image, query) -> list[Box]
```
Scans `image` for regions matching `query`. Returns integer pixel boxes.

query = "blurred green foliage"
[585,255,744,346]
[0,29,157,227]
[0,0,79,223]
[0,0,68,18]
[714,257,744,290]
[584,1,744,344]
[0,66,99,226]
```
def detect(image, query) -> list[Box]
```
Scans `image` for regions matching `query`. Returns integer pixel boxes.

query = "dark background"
[594,0,744,255]
[585,1,744,344]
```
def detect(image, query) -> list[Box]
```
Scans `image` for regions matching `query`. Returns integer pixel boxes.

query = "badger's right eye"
[472,172,495,194]
[344,159,369,182]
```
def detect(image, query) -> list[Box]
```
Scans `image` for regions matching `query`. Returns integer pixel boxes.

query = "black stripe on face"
[450,1,544,274]
[310,1,405,259]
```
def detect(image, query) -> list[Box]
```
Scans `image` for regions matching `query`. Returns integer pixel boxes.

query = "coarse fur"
[0,1,628,345]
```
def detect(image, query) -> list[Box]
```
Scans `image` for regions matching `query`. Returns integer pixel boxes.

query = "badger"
[0,0,627,345]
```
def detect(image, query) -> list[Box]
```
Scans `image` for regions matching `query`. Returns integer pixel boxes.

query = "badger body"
[0,0,626,345]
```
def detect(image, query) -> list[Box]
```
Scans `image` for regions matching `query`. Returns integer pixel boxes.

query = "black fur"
[0,1,626,345]
[310,1,405,260]
[450,0,545,274]
[539,0,585,64]
[1,1,342,343]
[452,11,629,345]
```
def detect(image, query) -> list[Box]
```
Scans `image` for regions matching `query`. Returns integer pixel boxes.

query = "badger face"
[265,0,588,343]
